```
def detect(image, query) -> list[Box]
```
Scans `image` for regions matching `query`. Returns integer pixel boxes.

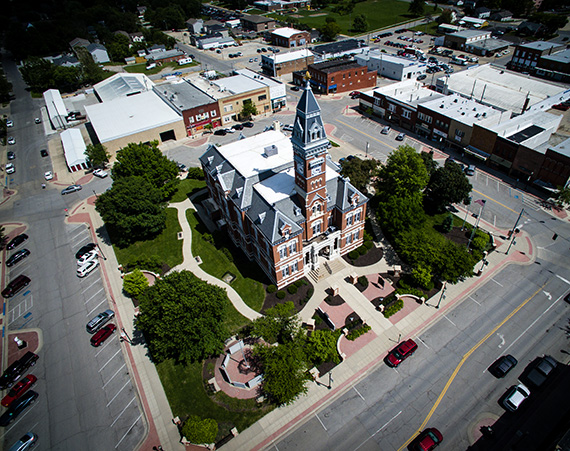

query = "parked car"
[6,120,13,127]
[8,137,15,145]
[77,249,98,266]
[282,124,294,132]
[417,74,427,81]
[75,242,96,259]
[8,432,37,451]
[7,234,28,250]
[385,339,418,367]
[0,391,39,426]
[349,91,360,99]
[225,127,236,134]
[291,86,300,91]
[381,125,391,135]
[177,163,188,172]
[35,117,42,124]
[464,165,476,176]
[0,352,38,390]
[488,355,517,378]
[61,184,82,195]
[44,171,53,180]
[214,129,227,136]
[92,169,108,178]
[1,275,31,298]
[232,123,244,130]
[6,163,15,174]
[7,151,15,160]
[396,132,405,141]
[86,310,115,334]
[91,324,117,346]
[6,249,31,267]
[40,149,48,157]
[243,121,254,128]
[77,260,99,278]
[552,103,570,111]
[522,355,557,388]
[501,383,530,412]
[1,375,37,407]
[413,428,443,451]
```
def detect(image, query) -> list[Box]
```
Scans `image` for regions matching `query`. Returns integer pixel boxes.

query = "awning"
[464,145,490,161]
[489,154,512,169]
[533,179,558,192]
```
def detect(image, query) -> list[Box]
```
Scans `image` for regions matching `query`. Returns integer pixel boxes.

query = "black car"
[291,86,300,91]
[417,74,427,81]
[0,391,38,426]
[488,355,517,378]
[7,151,15,160]
[6,249,30,267]
[40,149,48,157]
[214,129,227,136]
[243,122,254,128]
[232,123,244,130]
[75,242,97,260]
[0,352,38,390]
[7,234,28,250]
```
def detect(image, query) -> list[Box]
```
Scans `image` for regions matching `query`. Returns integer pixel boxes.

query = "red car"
[91,324,116,347]
[349,91,360,99]
[385,339,418,367]
[552,103,570,111]
[1,374,37,407]
[414,428,443,451]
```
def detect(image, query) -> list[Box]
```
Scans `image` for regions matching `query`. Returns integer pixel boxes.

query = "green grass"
[187,210,265,317]
[156,359,273,441]
[114,207,183,269]
[170,178,207,203]
[410,20,441,36]
[123,60,198,75]
[269,0,414,36]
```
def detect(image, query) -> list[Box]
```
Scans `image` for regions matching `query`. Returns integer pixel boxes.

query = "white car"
[6,163,15,174]
[502,383,530,412]
[93,169,108,178]
[6,120,13,127]
[44,171,53,180]
[7,137,16,145]
[77,249,98,266]
[77,259,99,278]
[225,128,236,134]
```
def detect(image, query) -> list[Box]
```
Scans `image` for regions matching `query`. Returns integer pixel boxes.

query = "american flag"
[474,199,486,206]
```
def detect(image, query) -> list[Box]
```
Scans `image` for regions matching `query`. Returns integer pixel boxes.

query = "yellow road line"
[335,118,397,151]
[472,189,518,214]
[397,283,546,450]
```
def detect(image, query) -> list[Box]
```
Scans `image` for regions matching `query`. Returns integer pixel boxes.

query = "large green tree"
[241,101,258,120]
[112,142,180,200]
[340,157,380,193]
[122,269,149,297]
[424,162,472,213]
[85,143,111,167]
[377,145,429,200]
[20,57,54,92]
[352,14,368,33]
[408,0,426,16]
[95,176,167,246]
[320,19,342,42]
[555,186,570,207]
[137,271,230,363]
[250,301,298,344]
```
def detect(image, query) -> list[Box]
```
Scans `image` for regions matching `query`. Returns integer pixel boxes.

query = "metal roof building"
[60,128,88,172]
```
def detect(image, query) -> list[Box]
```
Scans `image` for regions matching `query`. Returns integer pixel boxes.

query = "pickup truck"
[523,355,557,388]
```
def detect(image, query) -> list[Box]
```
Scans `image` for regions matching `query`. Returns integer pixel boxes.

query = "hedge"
[383,298,404,318]
[267,284,277,293]
[347,324,371,341]
[276,290,286,299]
[357,245,368,256]
[358,275,369,288]
[348,250,359,260]
[287,284,298,294]
[364,240,374,250]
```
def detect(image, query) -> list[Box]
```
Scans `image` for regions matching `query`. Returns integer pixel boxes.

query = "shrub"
[411,264,432,290]
[181,415,218,445]
[294,279,307,287]
[287,284,298,294]
[303,287,314,304]
[364,240,374,250]
[221,247,234,262]
[187,167,205,180]
[347,324,371,341]
[348,250,359,260]
[363,230,373,242]
[357,245,368,256]
[203,233,214,244]
[441,214,453,233]
[267,284,277,293]
[358,275,369,288]
[383,299,404,318]
[127,255,162,273]
[471,230,489,251]
[395,287,424,298]
[122,269,149,297]
[276,290,286,299]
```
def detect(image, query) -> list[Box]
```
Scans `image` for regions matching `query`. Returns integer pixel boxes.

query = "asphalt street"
[1,55,143,450]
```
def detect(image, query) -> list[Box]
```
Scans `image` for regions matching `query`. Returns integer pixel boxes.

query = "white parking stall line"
[84,287,105,304]
[82,279,100,291]
[315,414,327,431]
[5,400,39,434]
[557,275,570,285]
[103,363,127,389]
[468,295,481,306]
[107,380,131,407]
[87,299,107,317]
[96,335,118,356]
[70,228,88,240]
[99,349,122,373]
[416,336,430,349]
[354,410,402,451]
[115,414,142,449]
[8,297,33,325]
[353,385,365,401]
[110,397,137,428]
[490,278,503,287]
[443,315,456,327]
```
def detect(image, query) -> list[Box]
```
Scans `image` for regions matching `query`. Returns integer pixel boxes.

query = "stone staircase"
[308,258,346,284]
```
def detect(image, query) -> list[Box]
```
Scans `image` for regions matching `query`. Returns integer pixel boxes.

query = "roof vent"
[258,212,266,224]
[454,98,458,103]
[482,112,487,117]
[264,145,278,157]
[236,187,243,198]
[462,112,466,115]
[440,104,444,108]
[207,156,214,165]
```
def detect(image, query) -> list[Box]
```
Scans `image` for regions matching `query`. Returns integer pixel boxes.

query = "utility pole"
[506,208,524,255]
[467,200,486,248]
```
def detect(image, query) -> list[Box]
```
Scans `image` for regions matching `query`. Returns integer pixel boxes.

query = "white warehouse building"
[355,51,427,81]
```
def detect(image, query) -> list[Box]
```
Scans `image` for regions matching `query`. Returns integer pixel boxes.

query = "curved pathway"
[169,198,261,321]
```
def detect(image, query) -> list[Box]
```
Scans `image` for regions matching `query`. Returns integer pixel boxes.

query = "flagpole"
[467,200,486,249]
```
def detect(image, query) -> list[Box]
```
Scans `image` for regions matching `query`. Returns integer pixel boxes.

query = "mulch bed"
[324,294,345,306]
[342,246,383,267]
[444,226,472,247]
[344,312,361,328]
[261,277,314,314]
[317,360,340,378]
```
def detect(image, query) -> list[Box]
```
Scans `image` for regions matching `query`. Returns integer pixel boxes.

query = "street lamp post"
[327,371,333,390]
[436,282,447,309]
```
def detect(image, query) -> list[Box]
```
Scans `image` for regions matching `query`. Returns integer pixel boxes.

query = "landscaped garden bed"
[261,278,314,314]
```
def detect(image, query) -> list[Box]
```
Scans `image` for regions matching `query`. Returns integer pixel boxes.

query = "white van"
[146,63,156,70]
[178,57,192,65]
